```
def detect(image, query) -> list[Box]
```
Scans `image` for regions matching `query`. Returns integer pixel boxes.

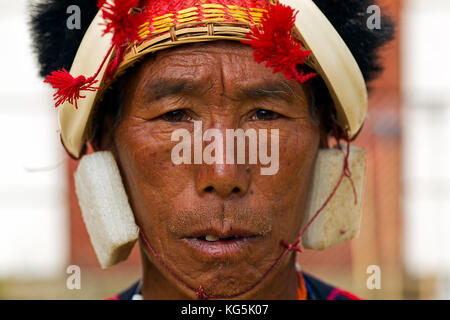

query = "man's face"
[109,41,321,298]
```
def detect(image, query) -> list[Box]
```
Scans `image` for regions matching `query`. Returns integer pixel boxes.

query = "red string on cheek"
[139,226,296,300]
[138,229,206,297]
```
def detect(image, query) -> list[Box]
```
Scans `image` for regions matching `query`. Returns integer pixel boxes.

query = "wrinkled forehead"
[130,41,301,89]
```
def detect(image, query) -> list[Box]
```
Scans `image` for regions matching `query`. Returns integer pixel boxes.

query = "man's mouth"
[182,229,260,258]
[199,235,242,242]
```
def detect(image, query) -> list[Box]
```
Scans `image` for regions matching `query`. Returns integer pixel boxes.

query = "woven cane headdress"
[44,0,367,159]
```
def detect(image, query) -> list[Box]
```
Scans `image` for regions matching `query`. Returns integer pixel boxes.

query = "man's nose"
[196,162,250,199]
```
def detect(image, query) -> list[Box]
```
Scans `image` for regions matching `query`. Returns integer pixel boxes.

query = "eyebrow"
[143,79,207,104]
[143,79,299,104]
[237,80,299,104]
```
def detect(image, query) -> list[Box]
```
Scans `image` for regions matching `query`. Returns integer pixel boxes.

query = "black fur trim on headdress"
[29,0,394,83]
[29,0,98,78]
[313,0,395,82]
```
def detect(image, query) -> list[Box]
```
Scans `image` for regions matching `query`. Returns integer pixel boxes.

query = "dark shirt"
[106,272,361,300]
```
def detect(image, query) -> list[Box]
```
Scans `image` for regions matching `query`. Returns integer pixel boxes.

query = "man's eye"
[252,109,280,121]
[161,110,190,122]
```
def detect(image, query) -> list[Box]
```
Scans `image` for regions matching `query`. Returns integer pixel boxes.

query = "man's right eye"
[161,110,190,122]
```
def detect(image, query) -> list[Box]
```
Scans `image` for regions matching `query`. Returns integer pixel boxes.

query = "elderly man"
[31,0,393,300]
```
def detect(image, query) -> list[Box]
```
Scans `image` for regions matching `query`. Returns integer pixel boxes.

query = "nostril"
[204,186,241,194]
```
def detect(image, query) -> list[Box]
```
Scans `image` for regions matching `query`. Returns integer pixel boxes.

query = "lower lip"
[183,237,256,258]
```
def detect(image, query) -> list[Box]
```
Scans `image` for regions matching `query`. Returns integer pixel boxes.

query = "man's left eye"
[252,109,280,121]
[161,109,191,122]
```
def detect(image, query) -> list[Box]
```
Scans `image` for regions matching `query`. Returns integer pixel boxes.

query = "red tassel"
[44,69,100,109]
[44,1,145,109]
[242,2,316,83]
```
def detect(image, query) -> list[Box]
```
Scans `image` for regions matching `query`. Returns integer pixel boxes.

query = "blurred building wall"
[0,0,68,279]
[402,0,450,299]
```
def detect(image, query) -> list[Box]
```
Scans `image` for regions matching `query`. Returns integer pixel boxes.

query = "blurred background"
[1,0,449,299]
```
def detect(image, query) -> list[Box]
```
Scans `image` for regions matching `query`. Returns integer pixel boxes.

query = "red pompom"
[44,69,100,109]
[242,2,316,83]
[98,0,146,80]
[98,0,145,46]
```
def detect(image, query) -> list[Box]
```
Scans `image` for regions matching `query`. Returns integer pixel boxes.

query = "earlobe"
[74,151,139,268]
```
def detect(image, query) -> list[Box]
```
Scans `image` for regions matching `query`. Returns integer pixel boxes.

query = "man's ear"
[318,109,330,149]
[319,125,329,149]
[91,113,116,153]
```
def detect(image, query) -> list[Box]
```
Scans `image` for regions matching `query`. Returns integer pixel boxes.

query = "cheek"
[280,122,319,195]
[250,120,320,233]
[114,119,194,219]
